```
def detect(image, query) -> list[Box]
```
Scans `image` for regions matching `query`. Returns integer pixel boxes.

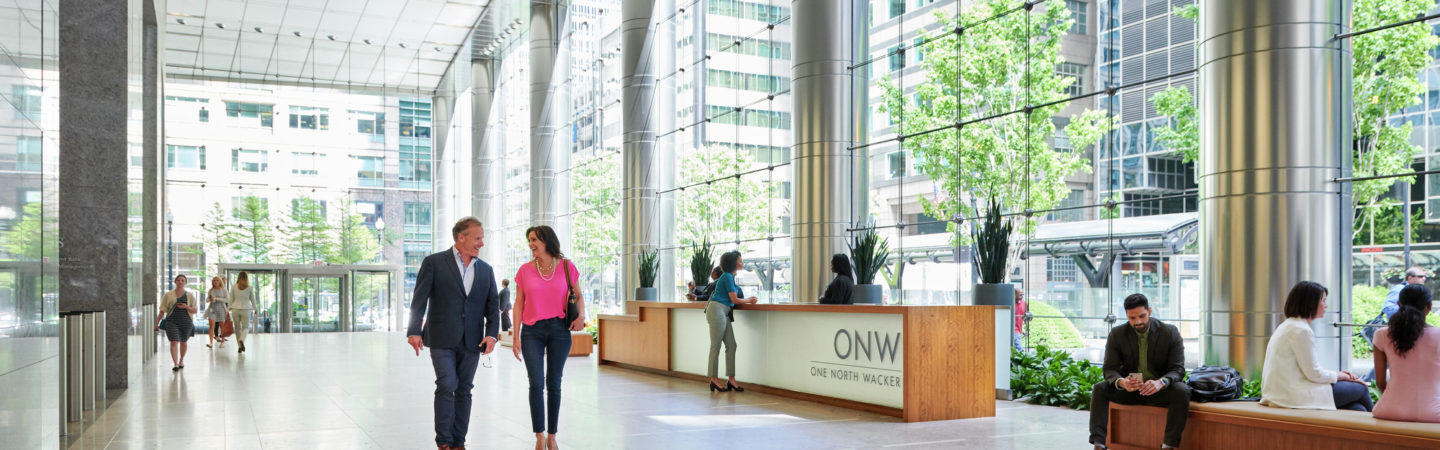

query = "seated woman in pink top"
[1373,283,1440,423]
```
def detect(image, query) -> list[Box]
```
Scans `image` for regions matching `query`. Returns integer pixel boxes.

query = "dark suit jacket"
[406,248,500,352]
[691,281,716,301]
[1102,318,1186,386]
[819,274,855,305]
[498,287,512,312]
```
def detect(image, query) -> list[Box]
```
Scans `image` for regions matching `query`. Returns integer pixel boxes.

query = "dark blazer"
[406,248,500,352]
[819,274,855,305]
[1102,318,1185,386]
[498,287,512,312]
[691,281,716,301]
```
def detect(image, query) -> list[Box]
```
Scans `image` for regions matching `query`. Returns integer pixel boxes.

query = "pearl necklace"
[534,258,557,281]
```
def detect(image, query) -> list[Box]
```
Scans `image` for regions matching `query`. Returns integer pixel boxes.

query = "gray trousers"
[705,301,736,378]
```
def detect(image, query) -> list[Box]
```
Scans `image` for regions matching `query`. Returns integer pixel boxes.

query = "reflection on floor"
[64,332,1091,449]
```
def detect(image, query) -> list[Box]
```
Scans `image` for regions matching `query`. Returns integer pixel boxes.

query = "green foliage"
[571,155,620,277]
[231,195,276,263]
[974,200,1014,284]
[200,202,236,272]
[1353,202,1424,246]
[1011,344,1105,410]
[1173,3,1198,20]
[676,146,773,249]
[688,239,716,289]
[0,202,55,260]
[1351,283,1440,358]
[848,225,890,285]
[638,248,659,288]
[1352,0,1437,214]
[877,0,1106,246]
[1242,378,1262,399]
[584,322,598,345]
[284,196,336,264]
[1149,86,1199,165]
[1100,192,1123,220]
[1024,300,1086,349]
[333,200,382,264]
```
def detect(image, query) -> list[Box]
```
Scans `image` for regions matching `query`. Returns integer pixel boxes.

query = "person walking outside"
[157,274,197,371]
[511,225,586,450]
[228,271,256,353]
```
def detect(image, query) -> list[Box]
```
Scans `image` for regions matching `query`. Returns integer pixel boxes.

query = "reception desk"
[598,301,997,422]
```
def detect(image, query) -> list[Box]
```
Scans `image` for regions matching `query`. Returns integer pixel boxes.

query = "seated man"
[1090,294,1190,449]
[686,267,723,302]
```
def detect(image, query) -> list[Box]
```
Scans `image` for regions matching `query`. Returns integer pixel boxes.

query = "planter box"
[973,283,1014,307]
[635,287,658,301]
[853,284,883,304]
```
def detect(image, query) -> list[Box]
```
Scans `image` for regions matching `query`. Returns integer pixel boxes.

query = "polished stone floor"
[61,332,1091,449]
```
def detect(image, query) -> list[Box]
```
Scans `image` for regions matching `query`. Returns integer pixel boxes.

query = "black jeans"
[1089,381,1191,448]
[430,347,481,447]
[521,318,573,434]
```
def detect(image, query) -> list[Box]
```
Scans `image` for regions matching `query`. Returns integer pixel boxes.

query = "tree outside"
[0,202,54,261]
[284,196,336,264]
[877,0,1111,252]
[231,195,277,263]
[333,200,384,265]
[676,145,775,250]
[569,154,621,281]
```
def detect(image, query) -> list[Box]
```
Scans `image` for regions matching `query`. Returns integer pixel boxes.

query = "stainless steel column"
[655,0,677,301]
[58,315,68,435]
[93,311,106,404]
[67,314,83,421]
[434,94,454,244]
[81,313,95,411]
[1198,0,1352,376]
[142,305,152,362]
[791,0,856,303]
[472,59,503,266]
[621,0,658,308]
[530,0,569,234]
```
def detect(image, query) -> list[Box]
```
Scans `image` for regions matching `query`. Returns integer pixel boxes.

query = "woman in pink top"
[1373,283,1440,423]
[510,225,586,450]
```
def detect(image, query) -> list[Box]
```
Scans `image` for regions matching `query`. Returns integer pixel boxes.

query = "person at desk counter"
[818,253,854,305]
[1088,293,1189,450]
[707,251,758,393]
[686,267,722,302]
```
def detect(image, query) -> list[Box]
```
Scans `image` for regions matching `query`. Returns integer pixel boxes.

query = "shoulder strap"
[563,259,575,302]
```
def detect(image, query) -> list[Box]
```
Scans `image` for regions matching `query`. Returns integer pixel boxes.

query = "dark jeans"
[522,318,572,434]
[1090,381,1191,448]
[1333,380,1374,411]
[430,347,481,447]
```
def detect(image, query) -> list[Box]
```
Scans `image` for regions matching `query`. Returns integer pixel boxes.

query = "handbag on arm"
[563,260,581,326]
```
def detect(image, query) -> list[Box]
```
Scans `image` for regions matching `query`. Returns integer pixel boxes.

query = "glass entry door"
[352,271,392,331]
[290,275,344,332]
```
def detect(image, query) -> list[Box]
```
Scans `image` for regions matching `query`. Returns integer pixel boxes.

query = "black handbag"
[563,260,581,327]
[1187,365,1244,402]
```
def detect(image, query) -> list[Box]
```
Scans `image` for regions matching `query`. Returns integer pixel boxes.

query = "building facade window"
[292,152,321,175]
[1047,256,1079,283]
[399,143,432,188]
[353,110,385,142]
[232,149,269,173]
[290,198,327,219]
[704,105,791,129]
[403,202,432,242]
[1067,0,1088,35]
[289,105,330,130]
[224,101,275,127]
[707,0,789,23]
[231,196,270,218]
[705,32,792,60]
[13,85,41,121]
[888,151,907,179]
[706,69,790,93]
[1058,62,1087,97]
[889,0,906,19]
[1048,189,1086,222]
[399,99,432,138]
[354,156,384,187]
[166,145,206,170]
[888,45,905,72]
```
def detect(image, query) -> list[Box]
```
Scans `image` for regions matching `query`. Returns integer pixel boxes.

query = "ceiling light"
[327,34,336,41]
[216,23,225,29]
[293,31,302,37]
[254,26,263,33]
[176,18,186,25]
[398,42,407,48]
[433,46,442,52]
[363,39,372,45]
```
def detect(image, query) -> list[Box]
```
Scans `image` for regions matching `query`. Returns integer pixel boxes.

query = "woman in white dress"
[228,271,255,353]
[205,276,229,348]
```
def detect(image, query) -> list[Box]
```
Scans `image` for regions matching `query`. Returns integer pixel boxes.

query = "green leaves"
[688,239,716,289]
[232,195,275,264]
[1010,344,1105,410]
[1148,86,1199,165]
[638,248,659,288]
[676,146,774,249]
[284,196,335,264]
[571,155,620,277]
[973,199,1013,284]
[848,225,890,285]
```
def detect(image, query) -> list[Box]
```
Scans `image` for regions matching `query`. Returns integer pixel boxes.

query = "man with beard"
[1088,293,1190,449]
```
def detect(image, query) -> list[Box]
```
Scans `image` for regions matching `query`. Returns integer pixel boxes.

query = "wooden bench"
[1108,401,1440,450]
[495,331,594,357]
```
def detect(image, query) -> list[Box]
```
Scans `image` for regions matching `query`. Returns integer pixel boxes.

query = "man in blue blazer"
[407,217,500,450]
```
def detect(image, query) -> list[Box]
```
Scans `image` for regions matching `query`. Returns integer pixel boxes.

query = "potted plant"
[972,199,1015,306]
[688,239,716,293]
[636,248,659,301]
[849,225,890,304]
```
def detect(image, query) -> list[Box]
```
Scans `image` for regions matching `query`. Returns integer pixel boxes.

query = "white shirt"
[453,247,476,295]
[1260,317,1338,410]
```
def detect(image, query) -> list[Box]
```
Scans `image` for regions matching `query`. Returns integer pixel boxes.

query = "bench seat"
[1108,401,1440,450]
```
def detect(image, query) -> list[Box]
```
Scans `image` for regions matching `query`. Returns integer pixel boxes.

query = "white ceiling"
[164,0,490,92]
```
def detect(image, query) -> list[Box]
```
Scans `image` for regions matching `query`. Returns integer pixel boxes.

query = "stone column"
[472,59,503,264]
[530,0,569,237]
[60,0,131,388]
[1199,0,1352,376]
[790,0,856,303]
[142,0,166,360]
[621,0,658,308]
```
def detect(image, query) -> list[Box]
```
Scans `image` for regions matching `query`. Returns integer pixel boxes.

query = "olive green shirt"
[1137,329,1155,380]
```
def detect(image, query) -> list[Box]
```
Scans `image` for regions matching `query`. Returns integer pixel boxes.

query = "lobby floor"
[63,332,1091,449]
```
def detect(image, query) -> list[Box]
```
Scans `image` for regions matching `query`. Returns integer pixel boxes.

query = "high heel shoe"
[709,381,731,393]
[726,381,745,392]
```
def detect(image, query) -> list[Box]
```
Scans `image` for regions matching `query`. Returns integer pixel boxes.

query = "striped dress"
[164,293,194,342]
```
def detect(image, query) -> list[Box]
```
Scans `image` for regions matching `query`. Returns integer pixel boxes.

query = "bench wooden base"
[1108,403,1440,450]
[495,330,594,357]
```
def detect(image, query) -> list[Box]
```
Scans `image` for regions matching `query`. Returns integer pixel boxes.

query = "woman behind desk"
[818,253,854,305]
[707,251,757,393]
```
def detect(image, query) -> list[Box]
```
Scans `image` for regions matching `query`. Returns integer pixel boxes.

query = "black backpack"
[1187,365,1244,402]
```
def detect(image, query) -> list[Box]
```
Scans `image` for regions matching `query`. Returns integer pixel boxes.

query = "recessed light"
[433,46,442,52]
[293,31,302,37]
[327,34,336,41]
[254,26,263,33]
[398,42,407,48]
[176,18,186,25]
[216,23,225,29]
[363,39,372,45]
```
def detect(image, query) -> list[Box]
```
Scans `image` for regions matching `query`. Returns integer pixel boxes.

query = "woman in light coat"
[227,271,255,353]
[1260,281,1372,411]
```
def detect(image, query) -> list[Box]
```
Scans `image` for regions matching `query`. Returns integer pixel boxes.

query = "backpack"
[1187,365,1244,402]
[1359,312,1386,345]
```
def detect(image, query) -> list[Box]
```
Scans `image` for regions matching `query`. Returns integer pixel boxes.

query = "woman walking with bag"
[156,274,197,371]
[228,271,255,353]
[511,225,586,450]
[205,276,230,348]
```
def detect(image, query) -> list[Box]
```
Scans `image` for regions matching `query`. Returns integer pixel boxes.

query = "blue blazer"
[406,248,500,352]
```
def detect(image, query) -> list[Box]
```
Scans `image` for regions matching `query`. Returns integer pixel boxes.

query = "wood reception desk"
[597,302,997,422]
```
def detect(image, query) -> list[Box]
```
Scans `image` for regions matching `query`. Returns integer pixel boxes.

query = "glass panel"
[353,271,391,332]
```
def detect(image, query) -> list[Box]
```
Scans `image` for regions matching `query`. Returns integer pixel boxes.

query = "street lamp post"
[374,217,386,263]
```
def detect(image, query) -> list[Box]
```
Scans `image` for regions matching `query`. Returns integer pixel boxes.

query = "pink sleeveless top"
[1373,327,1440,423]
[514,259,578,326]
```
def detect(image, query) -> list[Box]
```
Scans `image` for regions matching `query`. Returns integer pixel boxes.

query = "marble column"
[60,0,131,388]
[142,0,166,360]
[1199,0,1352,376]
[472,59,503,265]
[790,0,856,303]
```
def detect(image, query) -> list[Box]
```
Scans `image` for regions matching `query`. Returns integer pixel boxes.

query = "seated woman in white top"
[1260,281,1373,411]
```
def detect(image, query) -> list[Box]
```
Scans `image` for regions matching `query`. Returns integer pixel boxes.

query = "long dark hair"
[831,253,853,279]
[1283,281,1328,320]
[719,251,742,274]
[1391,283,1433,358]
[525,225,565,259]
